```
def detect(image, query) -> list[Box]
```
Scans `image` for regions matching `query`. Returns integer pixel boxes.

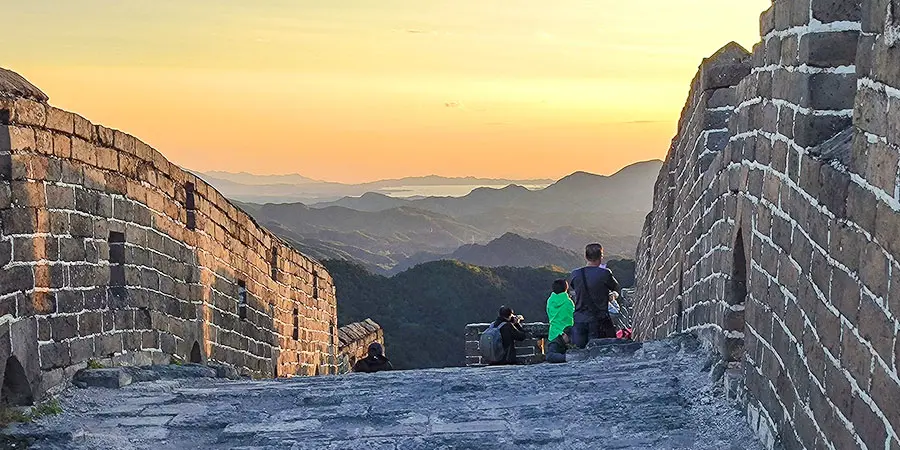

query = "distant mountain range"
[233,160,662,273]
[196,172,553,204]
[389,232,583,273]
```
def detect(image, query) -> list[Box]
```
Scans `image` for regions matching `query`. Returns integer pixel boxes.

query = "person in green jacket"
[546,279,575,341]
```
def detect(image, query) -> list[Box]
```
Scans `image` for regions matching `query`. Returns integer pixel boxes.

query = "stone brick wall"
[0,69,342,405]
[336,319,383,374]
[634,1,900,449]
[465,322,549,366]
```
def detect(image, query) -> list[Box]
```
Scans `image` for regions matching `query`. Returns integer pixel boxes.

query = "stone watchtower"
[0,68,342,406]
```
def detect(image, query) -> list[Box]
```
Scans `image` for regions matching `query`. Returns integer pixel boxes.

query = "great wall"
[634,0,900,448]
[0,68,384,406]
[2,0,900,448]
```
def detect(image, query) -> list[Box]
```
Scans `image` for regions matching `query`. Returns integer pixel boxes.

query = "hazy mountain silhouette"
[239,160,661,272]
[197,172,552,204]
[389,232,583,273]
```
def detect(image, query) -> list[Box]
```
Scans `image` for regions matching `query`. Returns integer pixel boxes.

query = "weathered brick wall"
[635,1,900,448]
[465,322,549,366]
[0,69,342,404]
[336,319,383,373]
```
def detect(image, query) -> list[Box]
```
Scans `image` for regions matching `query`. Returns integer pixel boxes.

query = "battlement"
[634,0,900,448]
[0,69,362,405]
[464,322,549,365]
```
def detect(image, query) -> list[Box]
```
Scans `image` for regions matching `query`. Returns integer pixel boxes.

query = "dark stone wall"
[635,0,900,448]
[0,70,343,403]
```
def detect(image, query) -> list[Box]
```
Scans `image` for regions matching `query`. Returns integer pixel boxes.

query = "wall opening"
[1,356,33,406]
[237,280,248,321]
[292,308,300,340]
[312,271,319,299]
[677,265,684,333]
[270,247,278,281]
[665,171,675,228]
[185,182,197,230]
[190,341,202,364]
[109,231,126,299]
[727,228,748,361]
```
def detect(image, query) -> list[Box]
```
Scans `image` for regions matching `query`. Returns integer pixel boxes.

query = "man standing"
[569,243,621,348]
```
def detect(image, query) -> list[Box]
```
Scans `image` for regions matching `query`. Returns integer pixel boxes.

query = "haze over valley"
[213,159,662,275]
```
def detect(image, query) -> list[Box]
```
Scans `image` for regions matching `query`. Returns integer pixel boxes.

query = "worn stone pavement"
[6,337,760,450]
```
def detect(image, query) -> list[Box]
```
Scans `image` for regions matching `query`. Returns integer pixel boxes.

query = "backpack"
[480,322,506,363]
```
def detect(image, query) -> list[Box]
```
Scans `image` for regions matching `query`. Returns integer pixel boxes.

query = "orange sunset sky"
[3,1,769,183]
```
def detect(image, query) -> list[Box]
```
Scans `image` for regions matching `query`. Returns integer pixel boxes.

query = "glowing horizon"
[2,0,769,183]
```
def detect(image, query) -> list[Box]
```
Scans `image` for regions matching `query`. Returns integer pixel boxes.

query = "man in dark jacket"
[489,306,528,365]
[569,243,621,348]
[546,326,573,363]
[353,342,393,373]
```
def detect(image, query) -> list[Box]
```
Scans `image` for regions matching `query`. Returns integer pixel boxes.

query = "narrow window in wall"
[185,182,196,230]
[312,271,319,299]
[665,171,675,228]
[238,280,248,321]
[109,231,126,299]
[676,266,684,333]
[292,308,300,340]
[270,247,278,281]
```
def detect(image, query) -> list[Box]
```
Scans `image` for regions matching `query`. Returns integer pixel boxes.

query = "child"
[546,279,574,342]
[546,326,573,363]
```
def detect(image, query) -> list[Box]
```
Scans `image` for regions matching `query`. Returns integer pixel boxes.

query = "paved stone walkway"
[7,337,760,449]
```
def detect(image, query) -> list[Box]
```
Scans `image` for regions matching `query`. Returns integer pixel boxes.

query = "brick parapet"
[336,319,383,374]
[635,1,900,448]
[464,322,549,366]
[0,71,342,402]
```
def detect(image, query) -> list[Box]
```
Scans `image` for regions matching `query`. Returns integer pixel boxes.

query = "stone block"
[760,6,775,36]
[69,337,94,364]
[70,138,96,166]
[0,265,34,295]
[863,141,899,194]
[854,85,889,136]
[774,0,792,31]
[800,31,860,67]
[794,113,852,149]
[874,201,900,256]
[807,73,857,110]
[95,333,123,357]
[95,126,114,147]
[858,295,894,363]
[811,0,862,23]
[73,368,133,389]
[45,184,74,209]
[818,161,851,219]
[6,125,35,151]
[872,33,900,86]
[45,107,75,134]
[50,315,78,341]
[39,341,71,369]
[852,385,887,449]
[14,98,46,126]
[831,268,861,322]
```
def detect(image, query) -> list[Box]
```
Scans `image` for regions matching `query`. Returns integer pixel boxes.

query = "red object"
[617,328,633,340]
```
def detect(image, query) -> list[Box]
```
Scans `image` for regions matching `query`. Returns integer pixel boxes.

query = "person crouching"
[353,342,393,373]
[546,326,573,364]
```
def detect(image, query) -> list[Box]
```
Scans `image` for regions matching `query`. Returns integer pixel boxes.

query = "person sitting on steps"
[546,326,573,363]
[481,305,528,365]
[569,243,621,348]
[353,342,394,373]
